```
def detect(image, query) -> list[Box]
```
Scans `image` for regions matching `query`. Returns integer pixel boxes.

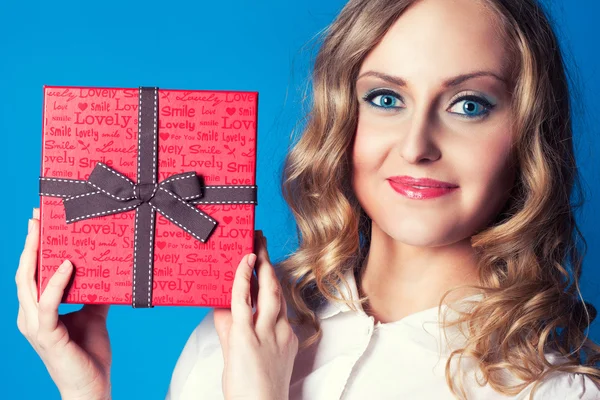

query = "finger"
[254,236,282,333]
[250,230,262,310]
[213,308,232,362]
[17,305,29,338]
[38,260,73,334]
[250,269,258,311]
[230,254,256,328]
[33,208,40,219]
[274,283,293,344]
[16,218,41,315]
[264,231,288,323]
[257,232,285,321]
[258,231,270,262]
[277,277,289,322]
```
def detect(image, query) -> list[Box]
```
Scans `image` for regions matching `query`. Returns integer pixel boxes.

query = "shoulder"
[513,352,600,399]
[166,310,223,400]
[184,309,221,350]
[526,370,600,399]
[173,309,222,362]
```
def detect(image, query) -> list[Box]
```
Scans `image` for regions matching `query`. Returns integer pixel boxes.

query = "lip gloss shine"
[387,180,458,199]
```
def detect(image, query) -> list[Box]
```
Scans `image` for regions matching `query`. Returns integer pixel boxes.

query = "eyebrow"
[356,70,507,88]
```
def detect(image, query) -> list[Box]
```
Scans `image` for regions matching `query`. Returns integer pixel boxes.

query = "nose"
[398,108,441,164]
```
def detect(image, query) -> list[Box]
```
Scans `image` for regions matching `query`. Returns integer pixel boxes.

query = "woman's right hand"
[16,208,112,400]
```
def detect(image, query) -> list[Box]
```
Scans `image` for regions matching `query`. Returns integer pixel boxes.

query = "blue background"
[1,0,598,398]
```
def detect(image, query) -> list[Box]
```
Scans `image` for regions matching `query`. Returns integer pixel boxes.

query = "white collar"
[315,269,485,353]
[317,269,484,318]
[316,269,364,319]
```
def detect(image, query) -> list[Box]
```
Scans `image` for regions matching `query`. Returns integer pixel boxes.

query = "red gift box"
[38,85,258,307]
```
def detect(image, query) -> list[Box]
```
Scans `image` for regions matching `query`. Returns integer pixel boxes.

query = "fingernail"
[248,254,257,268]
[58,260,72,273]
[33,208,40,219]
[28,219,33,233]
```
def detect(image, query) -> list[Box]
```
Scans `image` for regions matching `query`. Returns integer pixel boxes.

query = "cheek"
[473,130,513,187]
[457,135,515,227]
[352,112,398,177]
[352,118,382,214]
[353,123,385,169]
[461,142,508,183]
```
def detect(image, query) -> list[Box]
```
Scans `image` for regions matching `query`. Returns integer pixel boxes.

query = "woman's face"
[352,0,516,247]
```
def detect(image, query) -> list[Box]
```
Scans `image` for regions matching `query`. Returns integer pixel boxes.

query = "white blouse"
[166,270,600,399]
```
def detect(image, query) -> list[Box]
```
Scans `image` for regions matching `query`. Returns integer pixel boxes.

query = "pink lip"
[387,176,459,200]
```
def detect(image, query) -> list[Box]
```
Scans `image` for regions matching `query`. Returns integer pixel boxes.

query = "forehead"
[359,0,511,83]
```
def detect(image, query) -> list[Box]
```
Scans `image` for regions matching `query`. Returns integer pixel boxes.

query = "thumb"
[213,308,232,362]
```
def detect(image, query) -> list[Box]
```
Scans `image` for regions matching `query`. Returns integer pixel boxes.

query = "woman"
[16,0,600,398]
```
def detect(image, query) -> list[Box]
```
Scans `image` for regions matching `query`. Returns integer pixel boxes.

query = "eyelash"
[361,88,496,120]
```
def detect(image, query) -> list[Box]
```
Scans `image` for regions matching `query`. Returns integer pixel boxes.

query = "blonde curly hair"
[276,0,600,398]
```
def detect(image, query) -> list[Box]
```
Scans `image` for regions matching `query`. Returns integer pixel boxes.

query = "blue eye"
[371,94,399,108]
[362,89,403,111]
[362,89,496,119]
[448,95,495,119]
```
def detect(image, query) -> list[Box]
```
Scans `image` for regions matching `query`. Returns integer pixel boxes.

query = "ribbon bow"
[62,162,216,242]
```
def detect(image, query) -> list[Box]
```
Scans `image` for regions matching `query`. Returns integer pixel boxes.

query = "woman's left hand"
[214,231,299,400]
